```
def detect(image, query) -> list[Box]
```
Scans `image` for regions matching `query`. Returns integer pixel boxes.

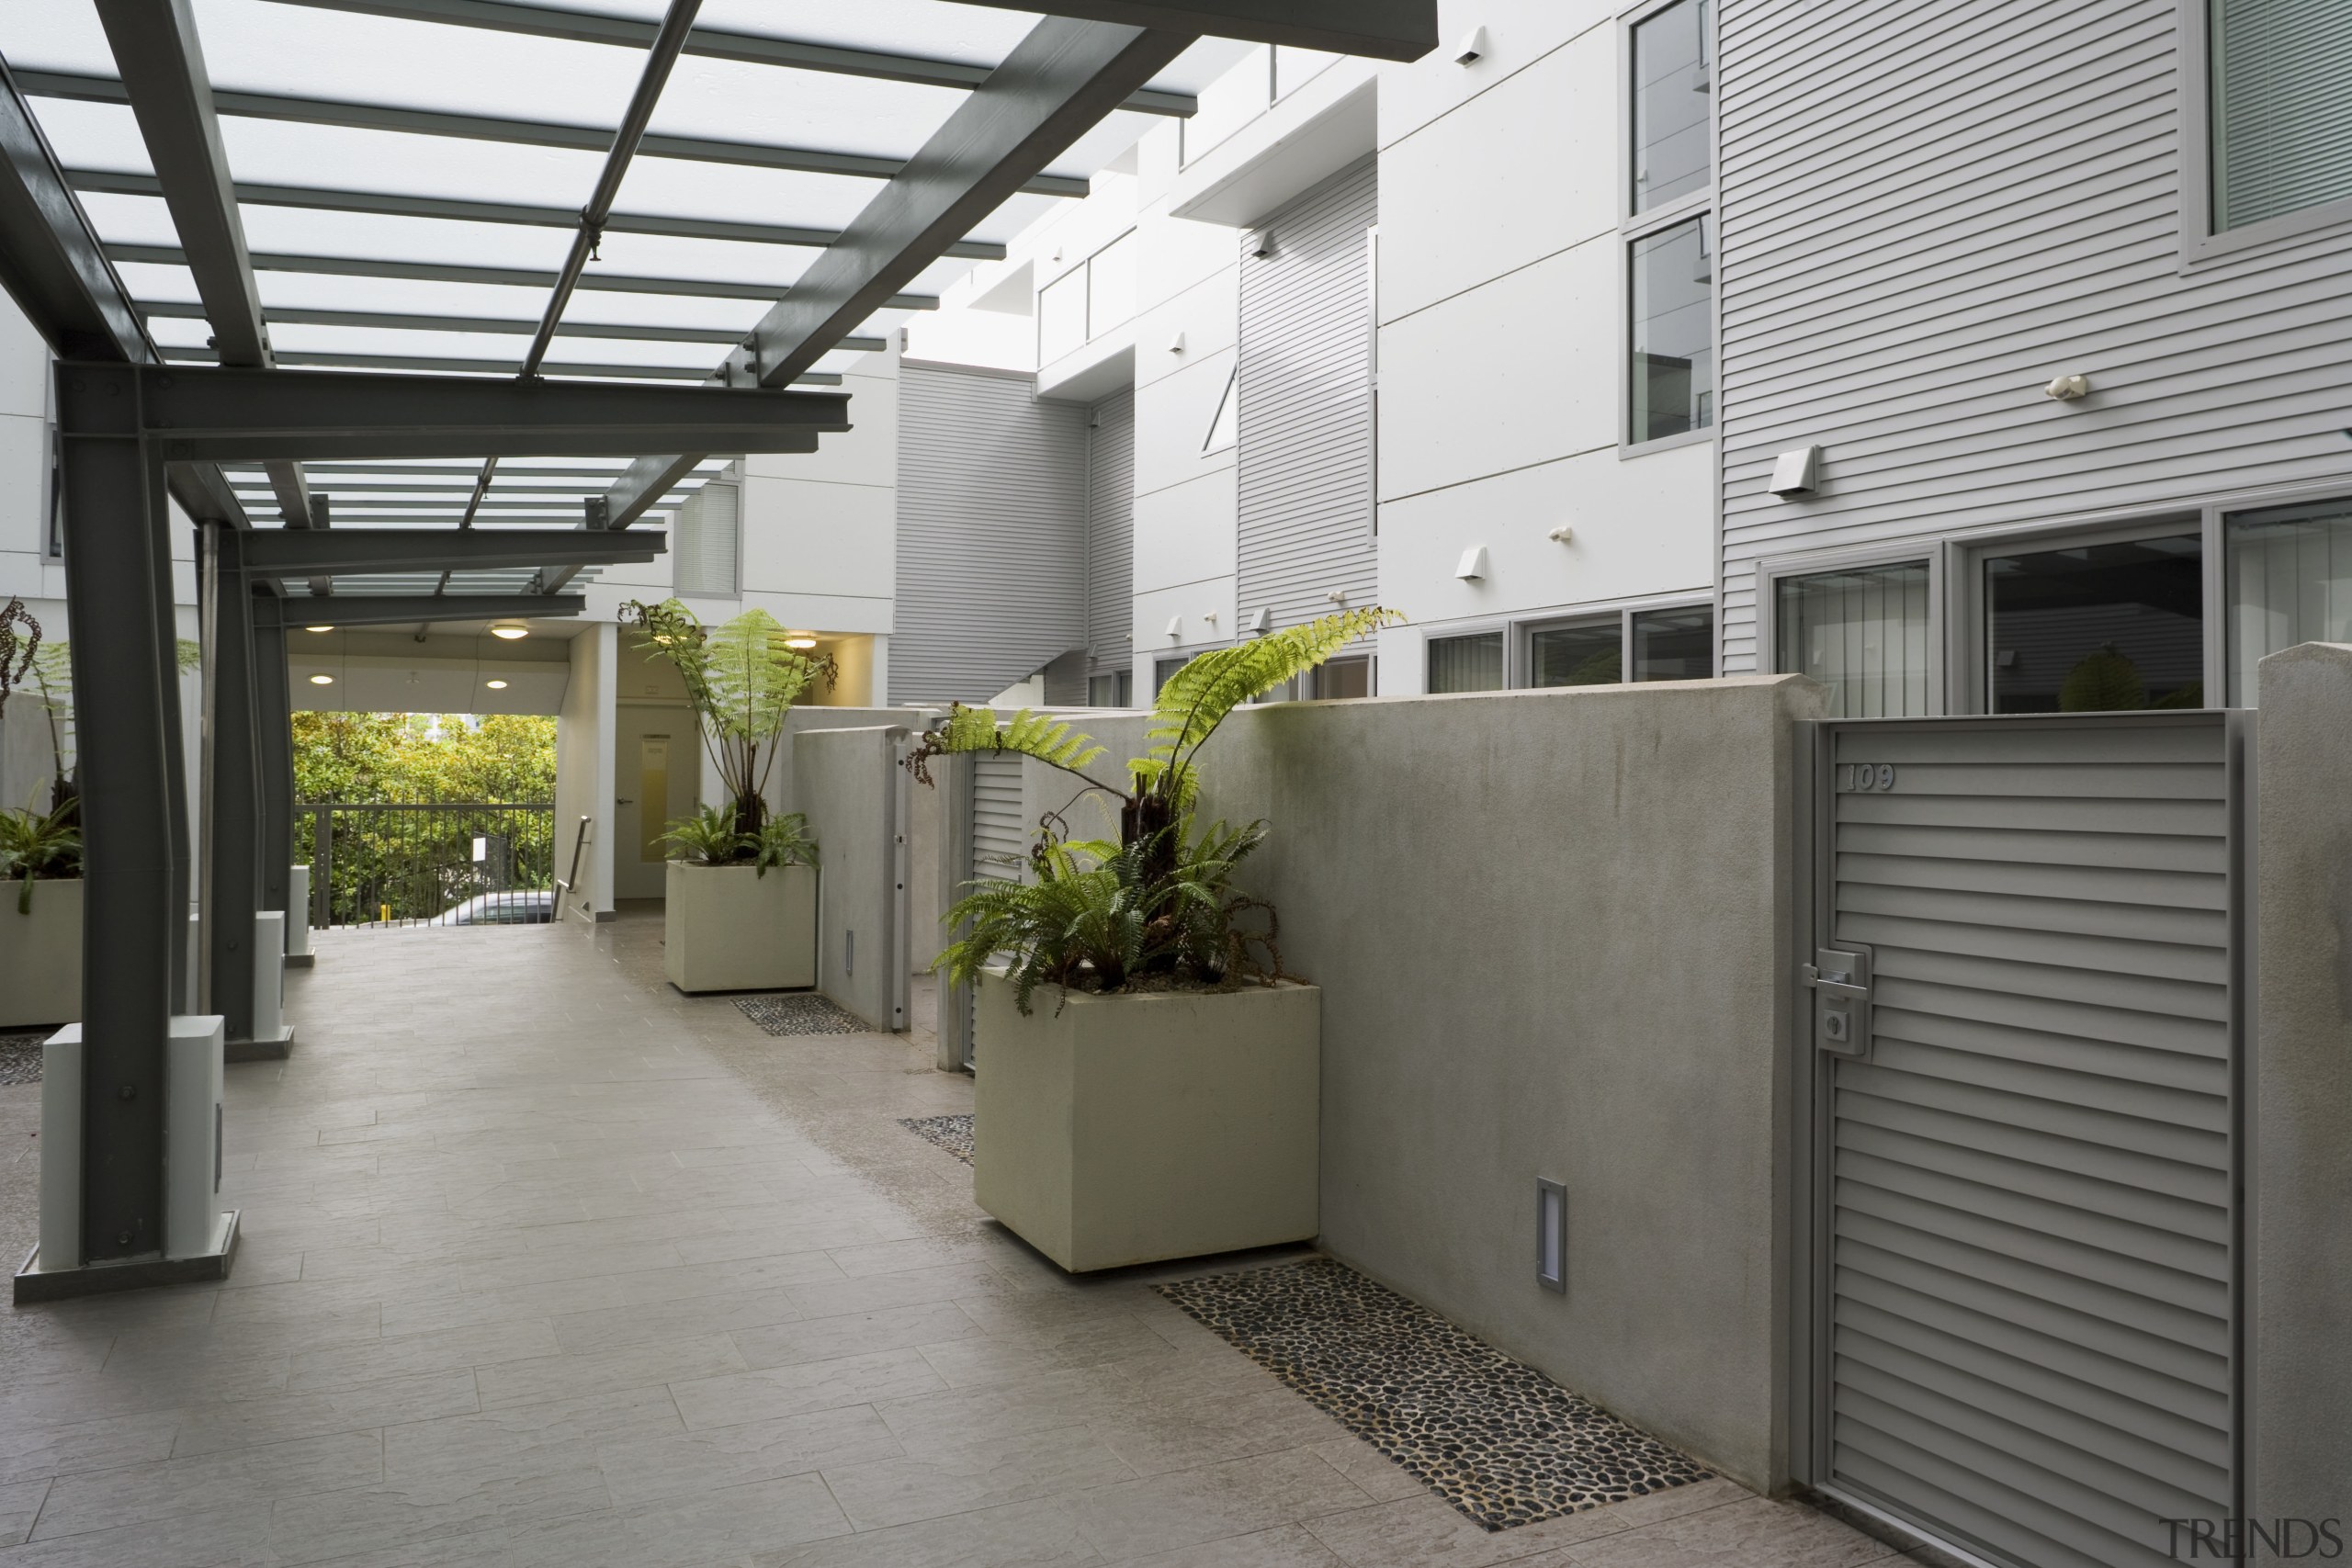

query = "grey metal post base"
[13,1211,241,1305]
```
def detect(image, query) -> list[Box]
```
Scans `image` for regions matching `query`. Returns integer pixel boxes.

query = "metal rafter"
[0,62,249,527]
[244,527,662,573]
[950,0,1437,60]
[106,242,964,299]
[162,346,843,383]
[582,17,1196,556]
[84,177,1001,255]
[142,299,889,350]
[264,0,1199,116]
[18,69,1093,197]
[94,0,316,540]
[276,592,587,625]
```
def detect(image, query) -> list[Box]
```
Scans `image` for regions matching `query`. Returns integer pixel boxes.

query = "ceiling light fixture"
[785,637,818,649]
[309,673,334,684]
[484,679,508,690]
[304,625,333,633]
[489,622,528,639]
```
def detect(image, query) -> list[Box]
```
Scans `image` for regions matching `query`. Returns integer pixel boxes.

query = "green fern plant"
[914,608,1391,1008]
[657,803,820,875]
[626,599,837,839]
[0,795,82,915]
[16,635,202,816]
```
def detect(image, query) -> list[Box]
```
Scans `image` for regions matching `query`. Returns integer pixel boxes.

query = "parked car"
[429,889,555,926]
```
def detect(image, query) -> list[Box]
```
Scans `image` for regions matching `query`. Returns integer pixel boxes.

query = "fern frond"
[905,703,1113,792]
[1142,607,1397,798]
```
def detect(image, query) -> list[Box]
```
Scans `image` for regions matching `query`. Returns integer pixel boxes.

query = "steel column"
[57,361,180,1264]
[252,590,293,919]
[199,524,263,1040]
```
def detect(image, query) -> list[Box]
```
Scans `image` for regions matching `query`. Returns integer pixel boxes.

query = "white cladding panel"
[1237,155,1378,630]
[891,362,1087,705]
[1715,0,2352,673]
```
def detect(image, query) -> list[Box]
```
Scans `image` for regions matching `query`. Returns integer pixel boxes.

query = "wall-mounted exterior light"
[2043,374,2090,400]
[1537,1178,1566,1293]
[1547,525,1575,545]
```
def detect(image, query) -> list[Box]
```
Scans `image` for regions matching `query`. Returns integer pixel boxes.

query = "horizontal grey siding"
[893,361,1087,704]
[1715,0,2352,673]
[1087,389,1136,678]
[1238,155,1378,631]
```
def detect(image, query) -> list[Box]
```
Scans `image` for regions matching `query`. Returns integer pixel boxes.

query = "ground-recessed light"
[305,625,333,633]
[489,622,528,639]
[484,679,508,690]
[309,673,334,684]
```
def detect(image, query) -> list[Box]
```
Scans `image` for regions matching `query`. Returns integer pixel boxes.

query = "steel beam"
[951,0,1437,60]
[19,70,1093,197]
[107,363,848,460]
[141,299,890,352]
[595,17,1192,530]
[106,242,964,297]
[251,592,293,922]
[55,363,182,1266]
[277,592,587,626]
[95,0,316,530]
[266,0,1198,115]
[198,525,264,1042]
[160,347,836,383]
[243,529,664,575]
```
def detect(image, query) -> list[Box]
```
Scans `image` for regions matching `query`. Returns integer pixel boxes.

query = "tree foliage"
[291,712,555,805]
[912,608,1395,1010]
[625,599,836,840]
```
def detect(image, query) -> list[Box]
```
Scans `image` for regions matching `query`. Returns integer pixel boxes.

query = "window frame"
[1517,592,1716,689]
[1619,0,1719,458]
[1753,544,1948,717]
[1035,228,1138,367]
[2178,0,2352,265]
[1955,513,2213,716]
[1424,625,1510,694]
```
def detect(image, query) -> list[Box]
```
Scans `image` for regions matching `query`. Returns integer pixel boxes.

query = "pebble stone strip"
[733,993,871,1037]
[1156,1257,1712,1532]
[897,1113,975,1165]
[0,1033,45,1087]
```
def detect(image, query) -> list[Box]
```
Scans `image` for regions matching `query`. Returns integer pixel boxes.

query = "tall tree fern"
[626,599,837,838]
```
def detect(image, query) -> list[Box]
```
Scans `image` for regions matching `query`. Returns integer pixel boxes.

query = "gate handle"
[1800,965,1869,1001]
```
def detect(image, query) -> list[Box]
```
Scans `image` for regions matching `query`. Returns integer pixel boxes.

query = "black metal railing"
[301,801,557,929]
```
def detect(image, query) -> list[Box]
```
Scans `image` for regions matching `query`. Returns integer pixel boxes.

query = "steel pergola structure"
[0,0,1432,1297]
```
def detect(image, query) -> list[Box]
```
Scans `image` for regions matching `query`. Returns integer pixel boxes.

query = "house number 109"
[1841,764,1896,791]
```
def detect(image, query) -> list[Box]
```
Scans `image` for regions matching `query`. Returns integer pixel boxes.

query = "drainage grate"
[898,1114,973,1164]
[0,1032,46,1087]
[734,994,871,1037]
[1156,1257,1711,1532]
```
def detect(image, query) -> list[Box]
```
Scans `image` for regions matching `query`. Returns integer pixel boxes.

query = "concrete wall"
[553,624,614,920]
[794,726,907,1032]
[1186,677,1819,1490]
[2254,642,2352,1524]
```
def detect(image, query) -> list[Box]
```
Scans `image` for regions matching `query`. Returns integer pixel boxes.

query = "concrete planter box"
[973,972,1321,1272]
[0,878,81,1029]
[663,861,817,994]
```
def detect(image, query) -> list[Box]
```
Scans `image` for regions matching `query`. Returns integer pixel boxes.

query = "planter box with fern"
[912,609,1391,1272]
[1,876,81,1029]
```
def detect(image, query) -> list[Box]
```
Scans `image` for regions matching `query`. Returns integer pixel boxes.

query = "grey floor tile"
[1069,1447,1375,1560]
[31,1427,381,1541]
[672,1347,948,1430]
[505,1472,853,1567]
[473,1333,749,1409]
[1558,1495,1900,1568]
[0,1407,180,1487]
[732,1301,983,1371]
[1113,1524,1345,1568]
[820,1420,1138,1531]
[760,1495,1105,1568]
[0,1478,50,1547]
[170,1368,481,1458]
[597,1403,901,1509]
[284,1317,560,1391]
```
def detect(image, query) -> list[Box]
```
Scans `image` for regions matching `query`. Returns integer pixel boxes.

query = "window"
[1203,366,1239,453]
[1088,669,1134,707]
[1774,561,1933,717]
[2227,495,2352,703]
[1037,231,1137,364]
[1631,0,1711,213]
[1984,535,2203,712]
[2211,0,2352,231]
[1314,656,1371,700]
[1038,267,1087,362]
[1428,632,1504,694]
[672,480,740,596]
[1154,655,1187,695]
[1630,217,1714,444]
[1632,605,1714,680]
[1530,621,1622,686]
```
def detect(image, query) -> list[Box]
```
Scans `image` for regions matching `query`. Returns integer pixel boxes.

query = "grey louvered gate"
[1804,712,2247,1568]
[960,750,1029,1068]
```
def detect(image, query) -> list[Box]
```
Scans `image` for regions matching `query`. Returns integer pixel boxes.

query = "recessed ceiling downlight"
[484,679,508,690]
[309,673,334,684]
[305,625,332,633]
[786,637,819,649]
[490,622,528,639]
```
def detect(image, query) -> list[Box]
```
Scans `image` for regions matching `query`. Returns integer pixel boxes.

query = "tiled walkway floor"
[0,914,1905,1567]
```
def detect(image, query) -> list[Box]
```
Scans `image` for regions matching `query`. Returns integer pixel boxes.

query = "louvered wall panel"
[971,751,1027,884]
[1087,389,1136,680]
[1714,0,2352,671]
[893,362,1088,704]
[1238,156,1376,631]
[1820,715,2237,1568]
[673,480,740,597]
